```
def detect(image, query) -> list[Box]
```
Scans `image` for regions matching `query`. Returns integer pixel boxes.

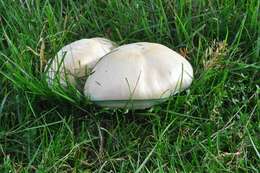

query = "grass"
[0,0,259,172]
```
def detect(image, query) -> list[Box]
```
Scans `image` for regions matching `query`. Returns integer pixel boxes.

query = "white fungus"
[84,42,193,109]
[45,37,117,88]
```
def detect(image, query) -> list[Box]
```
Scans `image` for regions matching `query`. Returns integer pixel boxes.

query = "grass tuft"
[0,0,259,172]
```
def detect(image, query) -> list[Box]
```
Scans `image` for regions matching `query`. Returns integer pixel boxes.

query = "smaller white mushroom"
[84,42,193,109]
[45,37,117,88]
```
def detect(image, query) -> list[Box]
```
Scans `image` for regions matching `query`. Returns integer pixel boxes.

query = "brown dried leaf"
[179,47,189,59]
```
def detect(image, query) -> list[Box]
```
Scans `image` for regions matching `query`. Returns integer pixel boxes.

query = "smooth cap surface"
[46,37,117,87]
[84,42,193,109]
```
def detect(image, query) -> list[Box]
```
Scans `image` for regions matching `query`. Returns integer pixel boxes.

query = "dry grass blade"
[203,40,228,70]
[39,38,46,72]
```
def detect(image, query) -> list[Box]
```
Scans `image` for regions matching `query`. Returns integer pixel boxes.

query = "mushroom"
[45,37,117,89]
[84,42,193,109]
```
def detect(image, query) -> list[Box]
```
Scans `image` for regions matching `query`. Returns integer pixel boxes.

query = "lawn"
[0,0,259,172]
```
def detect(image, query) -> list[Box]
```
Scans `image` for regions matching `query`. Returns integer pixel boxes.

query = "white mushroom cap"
[45,37,117,88]
[84,42,193,109]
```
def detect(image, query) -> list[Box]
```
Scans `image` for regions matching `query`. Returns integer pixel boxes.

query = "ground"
[0,0,259,172]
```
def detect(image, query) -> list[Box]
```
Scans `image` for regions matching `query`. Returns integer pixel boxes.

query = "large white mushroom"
[45,37,117,88]
[84,42,193,109]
